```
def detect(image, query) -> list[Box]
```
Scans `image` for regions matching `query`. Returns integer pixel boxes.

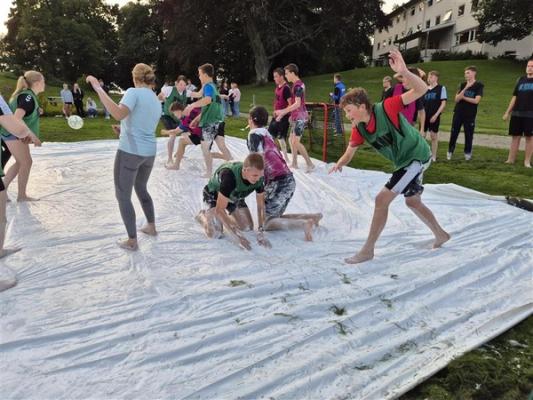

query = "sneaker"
[465,153,472,161]
[446,152,452,160]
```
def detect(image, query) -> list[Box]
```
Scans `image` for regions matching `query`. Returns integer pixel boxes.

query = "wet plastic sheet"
[1,138,532,399]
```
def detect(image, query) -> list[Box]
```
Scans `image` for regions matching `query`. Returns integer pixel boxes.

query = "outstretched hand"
[388,49,408,74]
[86,75,100,91]
[328,163,342,174]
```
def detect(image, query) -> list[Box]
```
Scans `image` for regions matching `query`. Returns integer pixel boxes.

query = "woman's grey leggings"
[114,150,156,239]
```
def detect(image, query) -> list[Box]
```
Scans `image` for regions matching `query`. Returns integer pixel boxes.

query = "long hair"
[11,71,43,101]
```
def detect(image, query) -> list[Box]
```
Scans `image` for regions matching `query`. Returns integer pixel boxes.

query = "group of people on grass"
[1,51,532,292]
[60,80,110,119]
[379,59,533,167]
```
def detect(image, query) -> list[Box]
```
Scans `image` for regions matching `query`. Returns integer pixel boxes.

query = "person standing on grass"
[329,49,450,265]
[60,83,73,118]
[0,71,45,202]
[86,63,161,251]
[72,83,85,118]
[381,76,394,101]
[330,73,346,136]
[248,106,322,241]
[274,63,315,172]
[0,94,41,267]
[196,153,270,250]
[229,82,241,117]
[447,66,483,161]
[393,69,426,132]
[184,63,229,178]
[423,71,447,162]
[268,68,291,162]
[503,57,533,168]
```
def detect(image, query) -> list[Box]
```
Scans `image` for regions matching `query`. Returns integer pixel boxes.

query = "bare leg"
[278,138,289,162]
[4,140,37,201]
[168,136,191,170]
[345,188,397,264]
[430,131,438,161]
[405,194,450,248]
[280,213,323,226]
[265,216,315,241]
[524,136,532,168]
[293,135,314,171]
[230,207,253,231]
[289,133,299,169]
[166,135,177,164]
[0,190,21,258]
[214,136,232,161]
[505,136,521,164]
[200,140,213,177]
[196,209,223,238]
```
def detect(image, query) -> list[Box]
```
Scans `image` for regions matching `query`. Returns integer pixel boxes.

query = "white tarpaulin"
[1,138,532,399]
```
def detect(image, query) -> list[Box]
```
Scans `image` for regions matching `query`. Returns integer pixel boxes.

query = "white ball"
[67,115,84,130]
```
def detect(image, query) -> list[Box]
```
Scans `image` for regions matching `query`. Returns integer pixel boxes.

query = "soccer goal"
[304,103,346,162]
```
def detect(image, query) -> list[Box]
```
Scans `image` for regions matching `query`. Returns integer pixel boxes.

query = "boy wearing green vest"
[329,49,449,264]
[196,153,271,250]
[184,64,228,177]
[160,75,190,165]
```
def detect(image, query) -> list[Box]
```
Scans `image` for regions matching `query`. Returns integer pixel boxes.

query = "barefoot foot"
[139,223,157,236]
[117,239,138,251]
[433,232,451,248]
[303,219,314,241]
[344,250,374,264]
[17,196,40,202]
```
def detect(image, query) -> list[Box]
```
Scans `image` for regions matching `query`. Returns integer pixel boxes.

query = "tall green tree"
[474,0,533,45]
[156,0,387,85]
[1,0,119,82]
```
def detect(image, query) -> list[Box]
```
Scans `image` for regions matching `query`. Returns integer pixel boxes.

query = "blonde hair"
[132,63,156,85]
[11,71,43,101]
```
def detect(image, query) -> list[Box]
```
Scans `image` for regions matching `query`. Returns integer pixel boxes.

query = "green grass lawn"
[37,114,533,399]
[239,59,526,136]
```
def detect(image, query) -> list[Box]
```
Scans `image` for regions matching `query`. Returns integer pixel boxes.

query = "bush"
[401,48,422,64]
[432,50,488,61]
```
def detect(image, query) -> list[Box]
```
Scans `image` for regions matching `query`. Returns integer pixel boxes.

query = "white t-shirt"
[161,85,173,98]
[229,88,241,102]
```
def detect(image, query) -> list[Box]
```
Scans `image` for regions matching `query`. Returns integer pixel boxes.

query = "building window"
[469,29,477,41]
[417,23,421,31]
[435,15,440,25]
[395,34,398,41]
[419,3,424,11]
[379,28,382,34]
[408,27,413,35]
[388,38,392,45]
[377,42,380,50]
[443,10,452,22]
[458,4,465,16]
[397,16,400,23]
[410,7,415,15]
[403,12,406,20]
[471,0,479,11]
[426,19,431,28]
[455,29,477,45]
[428,0,433,6]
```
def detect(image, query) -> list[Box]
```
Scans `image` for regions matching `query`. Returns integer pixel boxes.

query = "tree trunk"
[243,14,271,85]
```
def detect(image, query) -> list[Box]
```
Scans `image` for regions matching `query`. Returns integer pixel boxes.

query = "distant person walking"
[87,64,161,251]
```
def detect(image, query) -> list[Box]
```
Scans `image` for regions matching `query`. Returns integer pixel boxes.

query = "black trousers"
[448,113,476,155]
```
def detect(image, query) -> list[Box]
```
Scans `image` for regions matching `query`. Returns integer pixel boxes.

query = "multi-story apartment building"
[372,0,533,64]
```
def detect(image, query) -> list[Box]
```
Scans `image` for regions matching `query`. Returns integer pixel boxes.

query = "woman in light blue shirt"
[87,64,161,251]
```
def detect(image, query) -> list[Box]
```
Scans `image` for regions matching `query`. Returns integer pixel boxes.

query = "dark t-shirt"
[381,87,393,101]
[424,84,447,117]
[454,81,483,119]
[512,76,533,118]
[219,169,264,199]
[17,93,36,115]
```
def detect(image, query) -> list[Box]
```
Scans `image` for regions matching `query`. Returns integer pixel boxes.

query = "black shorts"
[424,115,440,133]
[268,116,290,140]
[203,186,247,214]
[509,116,533,137]
[189,134,202,145]
[216,121,225,137]
[161,115,179,130]
[265,174,295,218]
[385,160,429,197]
[0,177,5,192]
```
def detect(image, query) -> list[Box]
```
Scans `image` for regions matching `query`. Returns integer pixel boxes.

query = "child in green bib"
[329,50,450,264]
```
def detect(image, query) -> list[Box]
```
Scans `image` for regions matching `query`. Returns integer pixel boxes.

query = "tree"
[156,0,387,85]
[115,1,164,88]
[1,0,119,83]
[474,0,533,45]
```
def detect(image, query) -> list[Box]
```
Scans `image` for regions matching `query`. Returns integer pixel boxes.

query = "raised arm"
[86,75,130,121]
[388,49,427,105]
